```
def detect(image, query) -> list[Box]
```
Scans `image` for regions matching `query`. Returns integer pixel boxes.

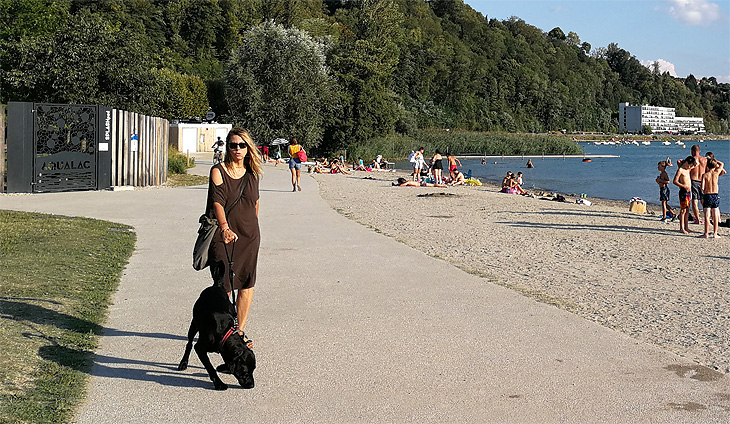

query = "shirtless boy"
[656,161,674,222]
[699,158,724,238]
[450,169,465,186]
[673,156,697,234]
[447,154,461,179]
[689,145,707,224]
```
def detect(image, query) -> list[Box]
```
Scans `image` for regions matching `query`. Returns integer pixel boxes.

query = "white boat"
[632,141,640,146]
[641,141,651,145]
[675,141,684,145]
[662,141,671,145]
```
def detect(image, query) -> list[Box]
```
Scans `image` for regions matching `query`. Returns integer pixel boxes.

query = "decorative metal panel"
[33,104,97,192]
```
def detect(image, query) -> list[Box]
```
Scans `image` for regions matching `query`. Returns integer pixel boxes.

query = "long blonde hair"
[224,128,263,177]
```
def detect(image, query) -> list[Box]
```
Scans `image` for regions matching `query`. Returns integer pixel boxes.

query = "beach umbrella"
[271,138,288,157]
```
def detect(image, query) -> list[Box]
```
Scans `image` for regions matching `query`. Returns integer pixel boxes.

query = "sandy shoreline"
[304,166,730,373]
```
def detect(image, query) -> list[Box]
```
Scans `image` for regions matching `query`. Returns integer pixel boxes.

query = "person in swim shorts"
[656,161,675,222]
[699,158,724,238]
[447,154,461,179]
[673,155,697,234]
[689,144,707,224]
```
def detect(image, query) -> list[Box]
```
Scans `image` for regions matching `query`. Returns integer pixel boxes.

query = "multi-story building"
[675,117,706,134]
[618,102,704,134]
[619,102,675,133]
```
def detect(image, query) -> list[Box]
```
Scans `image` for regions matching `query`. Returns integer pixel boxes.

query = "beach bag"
[408,151,416,163]
[297,149,307,162]
[192,215,218,270]
[192,172,248,270]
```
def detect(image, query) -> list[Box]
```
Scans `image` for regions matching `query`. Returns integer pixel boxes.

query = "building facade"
[618,102,704,134]
[675,117,706,135]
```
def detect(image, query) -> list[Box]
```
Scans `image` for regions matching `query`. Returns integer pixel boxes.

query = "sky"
[465,0,730,82]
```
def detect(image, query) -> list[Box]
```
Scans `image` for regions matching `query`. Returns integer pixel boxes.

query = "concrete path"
[2,158,728,423]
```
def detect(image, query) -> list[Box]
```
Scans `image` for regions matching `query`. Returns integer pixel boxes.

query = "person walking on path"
[288,137,303,191]
[205,128,263,348]
[689,144,707,224]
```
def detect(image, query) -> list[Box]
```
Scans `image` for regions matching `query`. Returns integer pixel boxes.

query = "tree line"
[1,0,728,156]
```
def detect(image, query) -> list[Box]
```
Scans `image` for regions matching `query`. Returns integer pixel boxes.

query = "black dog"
[177,284,256,390]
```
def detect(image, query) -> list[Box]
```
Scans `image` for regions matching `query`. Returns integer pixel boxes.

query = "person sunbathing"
[450,169,465,186]
[393,177,447,187]
[501,172,523,194]
[330,160,351,175]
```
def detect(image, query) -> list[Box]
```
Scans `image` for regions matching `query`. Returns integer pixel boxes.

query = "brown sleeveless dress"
[205,164,260,291]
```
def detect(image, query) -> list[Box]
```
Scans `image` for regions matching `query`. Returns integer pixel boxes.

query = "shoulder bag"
[192,171,249,270]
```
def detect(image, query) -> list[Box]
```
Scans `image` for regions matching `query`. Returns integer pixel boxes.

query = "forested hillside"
[1,0,728,154]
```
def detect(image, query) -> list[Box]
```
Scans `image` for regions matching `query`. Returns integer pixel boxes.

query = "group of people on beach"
[500,171,527,195]
[656,145,725,238]
[408,147,463,185]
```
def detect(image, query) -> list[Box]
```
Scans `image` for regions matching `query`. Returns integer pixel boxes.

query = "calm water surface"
[397,140,730,212]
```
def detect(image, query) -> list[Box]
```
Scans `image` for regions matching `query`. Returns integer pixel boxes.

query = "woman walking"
[205,128,262,348]
[288,137,303,191]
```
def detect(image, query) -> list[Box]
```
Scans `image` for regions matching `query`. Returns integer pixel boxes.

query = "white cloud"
[713,75,730,83]
[667,0,721,26]
[640,59,679,76]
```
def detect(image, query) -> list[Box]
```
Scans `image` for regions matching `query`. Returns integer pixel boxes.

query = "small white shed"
[169,123,232,153]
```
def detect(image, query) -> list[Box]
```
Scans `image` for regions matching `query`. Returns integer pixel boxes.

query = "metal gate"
[33,103,98,192]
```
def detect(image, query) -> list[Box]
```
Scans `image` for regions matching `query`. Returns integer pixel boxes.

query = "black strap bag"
[192,172,248,271]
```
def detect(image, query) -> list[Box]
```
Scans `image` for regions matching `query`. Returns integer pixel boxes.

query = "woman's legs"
[229,287,254,347]
[290,167,297,191]
[296,168,301,190]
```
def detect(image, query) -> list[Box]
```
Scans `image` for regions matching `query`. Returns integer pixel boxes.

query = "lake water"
[396,140,730,212]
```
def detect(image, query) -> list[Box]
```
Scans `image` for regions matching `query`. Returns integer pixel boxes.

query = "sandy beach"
[307,167,730,373]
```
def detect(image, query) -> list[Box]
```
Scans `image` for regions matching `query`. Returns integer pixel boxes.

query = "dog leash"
[223,241,238,326]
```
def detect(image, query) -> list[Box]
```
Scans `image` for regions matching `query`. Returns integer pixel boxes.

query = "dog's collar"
[220,327,236,349]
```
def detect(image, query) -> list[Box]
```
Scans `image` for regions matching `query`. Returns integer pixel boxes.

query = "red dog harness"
[220,327,236,349]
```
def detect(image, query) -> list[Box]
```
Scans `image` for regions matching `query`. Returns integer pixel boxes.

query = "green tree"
[225,21,334,148]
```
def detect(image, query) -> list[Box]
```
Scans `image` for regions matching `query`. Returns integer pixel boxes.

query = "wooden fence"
[110,109,168,187]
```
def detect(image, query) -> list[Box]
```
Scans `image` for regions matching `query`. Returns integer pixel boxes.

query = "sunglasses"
[228,142,248,150]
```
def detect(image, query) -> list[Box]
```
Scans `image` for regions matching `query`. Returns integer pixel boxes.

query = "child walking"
[673,156,697,234]
[699,158,724,238]
[656,161,675,222]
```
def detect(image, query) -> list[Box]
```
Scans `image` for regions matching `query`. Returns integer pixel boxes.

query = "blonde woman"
[205,128,263,348]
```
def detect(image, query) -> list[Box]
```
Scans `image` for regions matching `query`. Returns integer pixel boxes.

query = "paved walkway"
[2,158,728,423]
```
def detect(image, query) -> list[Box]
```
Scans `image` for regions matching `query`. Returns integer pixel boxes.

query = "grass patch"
[0,210,136,424]
[166,173,208,187]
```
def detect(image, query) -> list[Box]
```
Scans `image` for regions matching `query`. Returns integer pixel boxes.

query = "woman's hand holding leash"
[222,228,238,244]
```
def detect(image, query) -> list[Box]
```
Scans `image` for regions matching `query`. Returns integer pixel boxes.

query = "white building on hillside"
[619,102,675,133]
[618,102,705,134]
[675,117,706,134]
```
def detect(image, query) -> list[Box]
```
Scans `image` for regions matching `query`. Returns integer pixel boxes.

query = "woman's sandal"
[236,330,254,348]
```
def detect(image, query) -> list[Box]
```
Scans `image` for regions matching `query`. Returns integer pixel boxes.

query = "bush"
[168,147,194,174]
